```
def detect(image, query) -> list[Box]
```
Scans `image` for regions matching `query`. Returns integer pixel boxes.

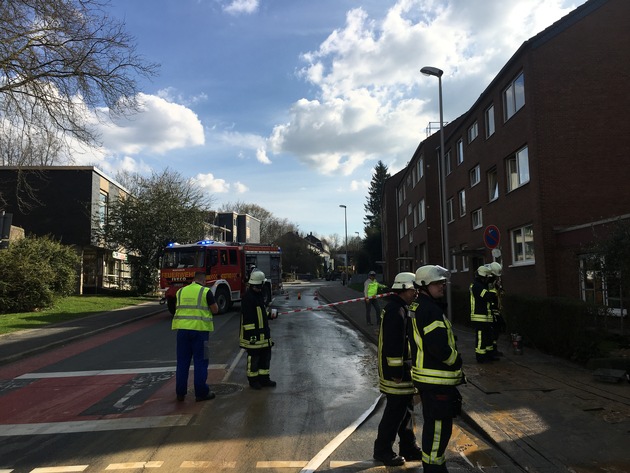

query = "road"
[0,282,519,472]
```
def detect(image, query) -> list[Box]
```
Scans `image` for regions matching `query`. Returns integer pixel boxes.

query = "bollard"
[511,333,523,355]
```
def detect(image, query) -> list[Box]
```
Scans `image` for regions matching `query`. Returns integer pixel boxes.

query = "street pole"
[339,205,348,278]
[421,66,452,320]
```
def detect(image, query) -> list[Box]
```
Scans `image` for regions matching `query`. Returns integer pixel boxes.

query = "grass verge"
[0,295,157,336]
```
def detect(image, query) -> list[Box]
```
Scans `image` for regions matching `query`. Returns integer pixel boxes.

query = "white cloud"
[256,147,271,164]
[268,0,581,176]
[99,93,205,155]
[191,172,248,194]
[223,0,259,15]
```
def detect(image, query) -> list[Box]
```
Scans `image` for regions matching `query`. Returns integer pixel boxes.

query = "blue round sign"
[484,225,500,249]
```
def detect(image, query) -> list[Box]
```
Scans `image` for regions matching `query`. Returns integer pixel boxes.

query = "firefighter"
[239,270,277,389]
[487,262,505,355]
[470,265,498,363]
[364,270,387,325]
[409,265,464,473]
[172,271,219,402]
[373,272,422,467]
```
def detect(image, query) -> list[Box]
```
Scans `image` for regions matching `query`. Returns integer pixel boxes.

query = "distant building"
[213,212,261,243]
[0,166,132,294]
[381,0,630,314]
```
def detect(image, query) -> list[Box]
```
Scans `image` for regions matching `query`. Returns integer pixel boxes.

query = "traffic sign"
[484,225,500,249]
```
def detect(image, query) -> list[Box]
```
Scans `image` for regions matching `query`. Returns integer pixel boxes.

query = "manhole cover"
[209,383,244,395]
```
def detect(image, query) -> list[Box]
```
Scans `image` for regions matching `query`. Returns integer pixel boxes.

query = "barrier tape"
[274,292,393,316]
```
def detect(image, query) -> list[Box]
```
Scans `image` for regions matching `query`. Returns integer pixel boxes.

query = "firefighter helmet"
[488,262,502,277]
[391,272,416,290]
[415,265,449,287]
[477,265,493,278]
[248,270,266,285]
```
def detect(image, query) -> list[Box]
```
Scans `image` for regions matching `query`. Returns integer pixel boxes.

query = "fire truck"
[159,240,282,315]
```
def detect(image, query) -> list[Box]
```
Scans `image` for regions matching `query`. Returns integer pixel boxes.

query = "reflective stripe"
[379,378,415,395]
[386,357,404,367]
[423,419,446,465]
[172,283,213,332]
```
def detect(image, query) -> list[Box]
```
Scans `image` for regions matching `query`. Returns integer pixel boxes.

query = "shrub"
[0,236,80,313]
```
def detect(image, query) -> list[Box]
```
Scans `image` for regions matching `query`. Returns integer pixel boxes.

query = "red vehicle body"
[160,240,282,315]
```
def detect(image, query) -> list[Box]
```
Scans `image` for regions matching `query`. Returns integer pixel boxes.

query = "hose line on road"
[274,293,393,316]
[299,394,384,473]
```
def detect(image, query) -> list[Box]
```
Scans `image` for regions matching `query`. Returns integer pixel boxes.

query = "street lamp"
[421,65,452,320]
[339,205,348,280]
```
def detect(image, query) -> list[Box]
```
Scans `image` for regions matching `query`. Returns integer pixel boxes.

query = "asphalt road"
[0,282,519,472]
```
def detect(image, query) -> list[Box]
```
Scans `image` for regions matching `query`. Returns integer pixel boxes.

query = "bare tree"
[0,0,158,157]
[219,201,297,244]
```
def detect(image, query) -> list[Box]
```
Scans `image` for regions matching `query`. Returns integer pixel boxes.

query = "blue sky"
[73,0,587,242]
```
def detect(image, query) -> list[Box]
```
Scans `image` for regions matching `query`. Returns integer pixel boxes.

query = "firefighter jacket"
[377,294,415,395]
[408,292,463,388]
[172,282,214,332]
[239,287,273,349]
[470,278,496,323]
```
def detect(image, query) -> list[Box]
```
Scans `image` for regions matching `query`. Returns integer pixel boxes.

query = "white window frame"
[468,121,478,143]
[417,157,424,180]
[469,165,481,187]
[418,198,426,223]
[487,167,499,202]
[507,146,530,192]
[511,224,535,265]
[444,150,452,175]
[457,138,464,165]
[503,72,525,121]
[485,104,495,138]
[446,198,454,223]
[472,208,483,230]
[458,189,466,217]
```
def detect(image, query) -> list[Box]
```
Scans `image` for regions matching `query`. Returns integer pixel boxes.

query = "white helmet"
[391,272,416,290]
[248,270,266,285]
[477,265,493,278]
[415,265,449,287]
[488,262,502,277]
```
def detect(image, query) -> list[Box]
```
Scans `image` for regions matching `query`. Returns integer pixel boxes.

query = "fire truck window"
[229,249,237,264]
[220,250,228,266]
[207,249,218,269]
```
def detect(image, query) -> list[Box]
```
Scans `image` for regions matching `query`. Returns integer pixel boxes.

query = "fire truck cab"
[160,240,282,315]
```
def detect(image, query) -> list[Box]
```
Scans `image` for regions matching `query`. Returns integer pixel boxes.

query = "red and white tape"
[274,292,393,316]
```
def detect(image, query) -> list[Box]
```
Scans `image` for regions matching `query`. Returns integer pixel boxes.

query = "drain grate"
[209,383,244,395]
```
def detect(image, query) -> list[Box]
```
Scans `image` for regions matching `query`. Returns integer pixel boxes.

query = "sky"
[72,0,587,241]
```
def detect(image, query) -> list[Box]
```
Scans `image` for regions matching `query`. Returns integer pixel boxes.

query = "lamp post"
[421,66,452,320]
[339,205,348,278]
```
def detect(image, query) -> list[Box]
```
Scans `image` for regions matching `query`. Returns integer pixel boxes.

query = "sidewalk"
[0,302,166,365]
[317,283,630,473]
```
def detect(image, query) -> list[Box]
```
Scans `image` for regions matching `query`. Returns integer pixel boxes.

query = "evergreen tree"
[364,161,390,233]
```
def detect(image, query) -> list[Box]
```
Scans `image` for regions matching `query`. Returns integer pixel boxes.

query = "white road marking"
[257,461,308,468]
[299,394,383,473]
[0,415,192,436]
[113,388,142,409]
[105,462,163,469]
[16,366,226,379]
[180,461,236,468]
[30,467,88,473]
[223,350,245,382]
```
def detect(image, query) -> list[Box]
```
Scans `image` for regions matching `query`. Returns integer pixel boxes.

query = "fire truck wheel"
[215,287,230,314]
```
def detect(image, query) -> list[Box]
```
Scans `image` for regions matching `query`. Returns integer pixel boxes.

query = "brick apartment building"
[381,0,630,314]
[0,166,132,293]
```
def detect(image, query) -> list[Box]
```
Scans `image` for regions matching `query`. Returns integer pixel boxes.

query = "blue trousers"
[176,329,210,398]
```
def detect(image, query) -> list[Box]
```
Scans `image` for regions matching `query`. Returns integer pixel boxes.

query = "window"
[469,165,480,187]
[418,198,426,223]
[413,204,418,227]
[485,105,495,138]
[472,208,483,229]
[503,72,525,121]
[461,244,469,271]
[417,157,424,180]
[450,249,457,272]
[98,191,108,228]
[444,150,452,175]
[507,146,530,191]
[447,198,454,223]
[511,224,535,264]
[468,122,478,143]
[580,257,626,316]
[399,219,407,240]
[458,189,466,216]
[457,139,464,165]
[487,168,499,201]
[407,203,412,216]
